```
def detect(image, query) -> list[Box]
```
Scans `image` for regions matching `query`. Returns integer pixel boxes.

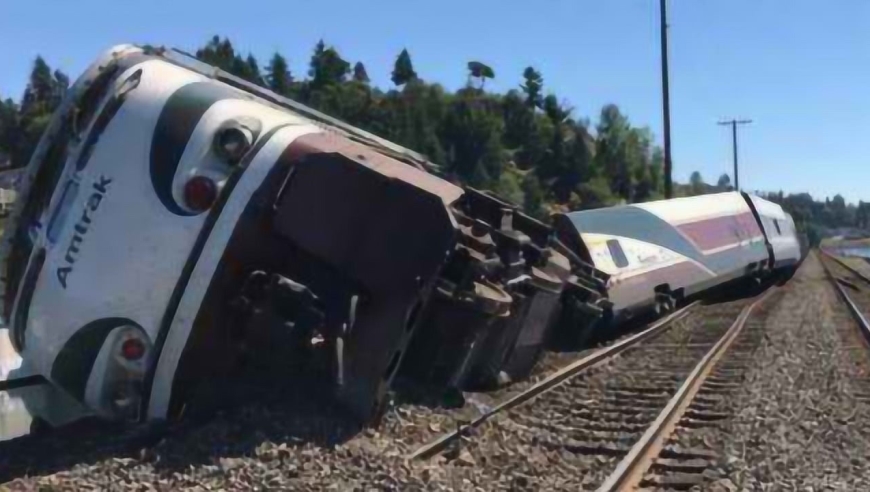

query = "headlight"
[213,124,253,164]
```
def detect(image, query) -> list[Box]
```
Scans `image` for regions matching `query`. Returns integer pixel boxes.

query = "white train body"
[745,194,803,270]
[0,45,461,424]
[554,191,802,317]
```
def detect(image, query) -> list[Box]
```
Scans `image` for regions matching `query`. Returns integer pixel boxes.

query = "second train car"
[553,191,803,321]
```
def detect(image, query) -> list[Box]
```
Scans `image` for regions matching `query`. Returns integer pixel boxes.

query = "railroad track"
[818,250,870,406]
[407,302,698,461]
[410,288,777,490]
[597,288,774,491]
[819,250,870,345]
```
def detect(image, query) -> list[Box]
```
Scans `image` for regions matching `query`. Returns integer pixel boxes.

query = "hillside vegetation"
[0,36,865,243]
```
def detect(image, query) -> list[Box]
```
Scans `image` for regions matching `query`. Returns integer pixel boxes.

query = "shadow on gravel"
[0,364,363,483]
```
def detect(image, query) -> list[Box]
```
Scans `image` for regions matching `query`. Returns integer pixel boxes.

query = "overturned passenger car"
[0,45,608,430]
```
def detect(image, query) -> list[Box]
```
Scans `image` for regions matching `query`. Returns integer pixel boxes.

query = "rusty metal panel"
[270,133,461,421]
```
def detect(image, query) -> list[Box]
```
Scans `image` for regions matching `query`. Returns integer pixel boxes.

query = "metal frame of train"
[0,45,807,431]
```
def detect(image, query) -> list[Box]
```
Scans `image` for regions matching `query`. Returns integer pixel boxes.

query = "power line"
[717,119,752,191]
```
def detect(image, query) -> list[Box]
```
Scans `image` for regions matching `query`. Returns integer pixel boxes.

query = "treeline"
[197,36,677,217]
[0,36,862,238]
[760,191,870,246]
[0,37,672,218]
[0,56,69,172]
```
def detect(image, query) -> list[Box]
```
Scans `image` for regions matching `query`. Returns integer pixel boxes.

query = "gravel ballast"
[719,253,870,490]
[1,300,750,490]
[4,254,869,490]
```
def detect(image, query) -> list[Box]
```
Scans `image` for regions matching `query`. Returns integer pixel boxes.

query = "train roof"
[552,192,764,262]
[560,192,752,230]
[745,194,789,220]
[631,192,751,225]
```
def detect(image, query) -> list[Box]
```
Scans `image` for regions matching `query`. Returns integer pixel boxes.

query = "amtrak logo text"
[56,176,111,288]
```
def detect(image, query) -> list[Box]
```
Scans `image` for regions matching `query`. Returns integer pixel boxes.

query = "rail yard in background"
[0,45,868,490]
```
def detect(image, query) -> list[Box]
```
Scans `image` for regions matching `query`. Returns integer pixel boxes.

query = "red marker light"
[183,176,218,212]
[120,338,146,361]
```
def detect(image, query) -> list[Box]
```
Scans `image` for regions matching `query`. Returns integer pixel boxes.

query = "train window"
[607,239,629,268]
[773,219,781,235]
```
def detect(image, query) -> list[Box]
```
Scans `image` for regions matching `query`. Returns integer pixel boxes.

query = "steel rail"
[818,251,870,345]
[407,302,698,461]
[820,249,870,286]
[597,288,774,491]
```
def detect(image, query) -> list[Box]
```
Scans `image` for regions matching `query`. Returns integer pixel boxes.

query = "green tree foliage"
[391,49,417,86]
[195,36,261,83]
[30,36,859,234]
[467,61,495,89]
[856,201,870,230]
[689,171,705,196]
[265,53,293,96]
[595,104,634,201]
[649,147,664,198]
[1,57,70,167]
[308,40,350,90]
[717,173,732,191]
[0,98,20,165]
[521,67,543,108]
[441,88,504,186]
[353,62,370,83]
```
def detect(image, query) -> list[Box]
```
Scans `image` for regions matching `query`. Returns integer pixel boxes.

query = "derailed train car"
[0,45,470,425]
[552,191,804,321]
[0,44,803,435]
[0,45,608,429]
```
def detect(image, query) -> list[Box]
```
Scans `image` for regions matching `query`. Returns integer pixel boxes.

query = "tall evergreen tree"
[196,36,237,72]
[15,57,68,166]
[521,67,544,108]
[266,53,293,95]
[391,49,417,86]
[596,104,633,200]
[0,98,20,166]
[353,62,370,83]
[308,40,350,89]
[20,56,54,115]
[236,54,262,84]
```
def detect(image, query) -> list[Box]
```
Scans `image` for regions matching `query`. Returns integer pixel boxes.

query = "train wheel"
[654,291,676,315]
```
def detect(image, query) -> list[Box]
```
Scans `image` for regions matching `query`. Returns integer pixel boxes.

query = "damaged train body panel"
[0,45,468,430]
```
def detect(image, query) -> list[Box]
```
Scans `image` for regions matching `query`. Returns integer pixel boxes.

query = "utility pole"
[660,0,673,198]
[717,119,752,191]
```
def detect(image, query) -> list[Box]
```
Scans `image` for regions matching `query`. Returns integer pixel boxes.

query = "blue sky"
[1,1,868,202]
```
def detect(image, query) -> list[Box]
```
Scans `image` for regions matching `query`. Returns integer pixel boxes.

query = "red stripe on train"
[677,212,764,252]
